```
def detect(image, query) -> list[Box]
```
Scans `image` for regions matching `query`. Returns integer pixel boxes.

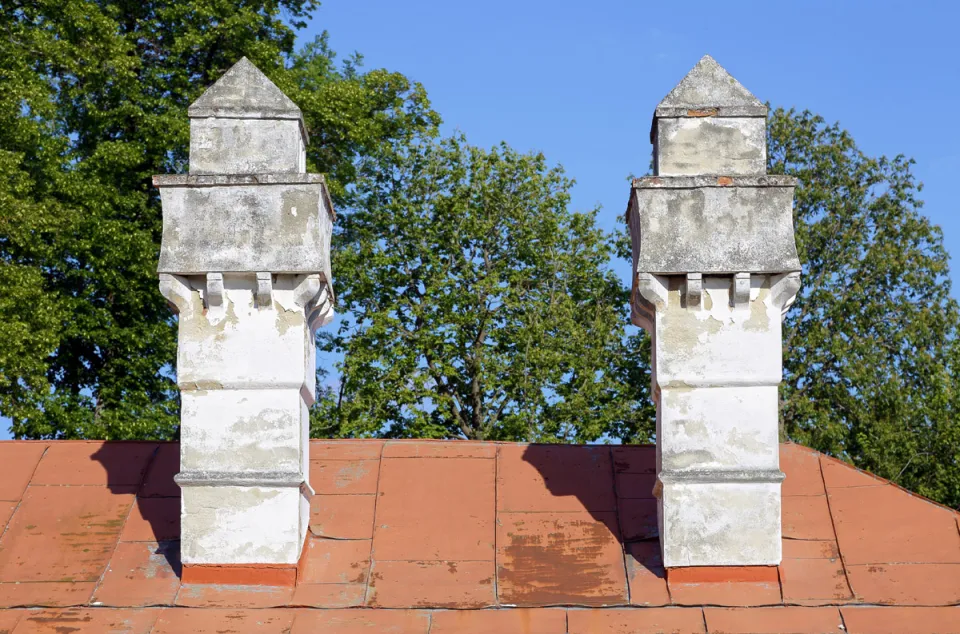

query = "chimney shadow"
[520,443,664,583]
[92,442,182,579]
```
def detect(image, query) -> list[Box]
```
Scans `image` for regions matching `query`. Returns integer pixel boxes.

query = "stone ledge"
[153,173,327,187]
[175,470,307,488]
[654,104,769,118]
[632,175,796,189]
[658,469,786,484]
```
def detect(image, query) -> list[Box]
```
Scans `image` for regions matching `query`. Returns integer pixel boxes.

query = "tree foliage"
[313,136,653,441]
[0,0,436,438]
[770,108,960,507]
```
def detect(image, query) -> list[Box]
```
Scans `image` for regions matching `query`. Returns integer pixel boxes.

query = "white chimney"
[627,55,801,567]
[155,58,334,580]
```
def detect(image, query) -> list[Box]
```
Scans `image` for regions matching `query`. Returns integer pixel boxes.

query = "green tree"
[770,108,960,507]
[0,0,437,438]
[313,136,653,441]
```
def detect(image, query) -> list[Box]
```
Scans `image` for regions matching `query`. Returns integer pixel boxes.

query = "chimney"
[627,55,801,567]
[155,58,334,582]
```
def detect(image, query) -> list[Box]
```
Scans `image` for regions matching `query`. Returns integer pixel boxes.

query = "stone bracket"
[771,271,802,318]
[732,272,751,309]
[294,274,335,330]
[685,273,702,308]
[632,272,669,330]
[159,273,196,318]
[205,272,224,311]
[256,272,273,309]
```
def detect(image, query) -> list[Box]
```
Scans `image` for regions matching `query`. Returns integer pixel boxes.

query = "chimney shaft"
[155,58,334,573]
[628,56,801,567]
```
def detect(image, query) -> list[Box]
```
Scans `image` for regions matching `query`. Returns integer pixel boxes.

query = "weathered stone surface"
[655,117,766,176]
[628,178,800,275]
[157,57,334,568]
[179,485,309,565]
[188,57,303,121]
[629,55,800,568]
[190,118,305,174]
[157,179,333,278]
[654,54,767,118]
[659,481,782,567]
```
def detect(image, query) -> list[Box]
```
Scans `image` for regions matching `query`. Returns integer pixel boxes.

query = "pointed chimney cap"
[188,57,303,121]
[654,55,767,118]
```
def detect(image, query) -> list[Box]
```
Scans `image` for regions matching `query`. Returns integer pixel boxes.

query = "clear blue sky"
[302,0,959,287]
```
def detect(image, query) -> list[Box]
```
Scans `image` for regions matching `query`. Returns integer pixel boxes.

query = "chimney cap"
[188,57,303,121]
[654,55,767,119]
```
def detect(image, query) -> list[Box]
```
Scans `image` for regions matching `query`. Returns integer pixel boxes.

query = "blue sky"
[303,0,959,288]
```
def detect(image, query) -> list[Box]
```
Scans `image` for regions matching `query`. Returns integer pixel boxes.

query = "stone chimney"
[155,58,334,582]
[627,55,801,568]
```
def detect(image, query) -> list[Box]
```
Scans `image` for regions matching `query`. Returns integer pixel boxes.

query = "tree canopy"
[1,4,957,508]
[313,136,652,441]
[770,108,960,507]
[0,0,436,438]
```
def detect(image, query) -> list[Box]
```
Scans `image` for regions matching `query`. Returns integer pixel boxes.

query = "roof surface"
[0,440,958,633]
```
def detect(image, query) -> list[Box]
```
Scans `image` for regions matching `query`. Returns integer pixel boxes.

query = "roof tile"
[619,498,658,541]
[781,539,840,560]
[567,607,706,633]
[0,609,21,633]
[0,486,134,583]
[91,541,180,607]
[152,607,296,633]
[0,583,96,609]
[612,445,656,473]
[0,444,46,501]
[820,455,887,489]
[839,606,960,634]
[0,502,17,536]
[119,497,180,542]
[782,495,836,540]
[290,608,430,633]
[668,577,781,607]
[367,560,496,608]
[309,440,384,461]
[779,556,853,604]
[382,440,497,458]
[846,563,960,605]
[30,443,156,487]
[309,494,376,539]
[290,583,365,608]
[704,606,843,633]
[497,511,627,606]
[430,608,566,633]
[625,542,670,606]
[498,445,615,513]
[309,459,380,495]
[372,457,495,561]
[298,537,370,585]
[10,607,159,633]
[616,472,657,499]
[780,444,826,496]
[175,583,294,608]
[138,444,180,498]
[829,484,960,565]
[0,439,957,622]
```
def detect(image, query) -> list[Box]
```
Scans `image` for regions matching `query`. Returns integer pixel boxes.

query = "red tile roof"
[0,440,958,633]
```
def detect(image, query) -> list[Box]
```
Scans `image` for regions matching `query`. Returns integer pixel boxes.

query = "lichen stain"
[662,449,716,470]
[498,518,624,605]
[744,287,772,332]
[334,462,371,490]
[275,305,303,336]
